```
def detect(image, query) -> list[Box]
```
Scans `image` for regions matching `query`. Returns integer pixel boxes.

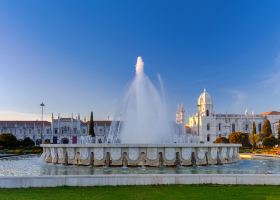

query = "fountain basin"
[41,144,241,167]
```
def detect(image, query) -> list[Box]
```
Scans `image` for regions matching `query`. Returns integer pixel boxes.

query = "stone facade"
[41,144,240,167]
[187,89,280,143]
[0,114,112,144]
[0,121,51,144]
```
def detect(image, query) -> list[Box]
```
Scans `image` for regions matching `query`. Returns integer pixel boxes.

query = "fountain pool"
[1,155,280,176]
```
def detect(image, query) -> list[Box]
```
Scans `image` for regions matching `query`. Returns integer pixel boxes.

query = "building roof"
[261,111,280,116]
[0,121,51,127]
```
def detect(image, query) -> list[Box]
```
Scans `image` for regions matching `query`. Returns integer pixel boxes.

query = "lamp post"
[40,102,45,144]
[197,104,201,136]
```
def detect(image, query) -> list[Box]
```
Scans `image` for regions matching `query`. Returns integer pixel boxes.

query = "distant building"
[0,113,112,144]
[0,121,51,145]
[51,114,88,144]
[186,89,280,143]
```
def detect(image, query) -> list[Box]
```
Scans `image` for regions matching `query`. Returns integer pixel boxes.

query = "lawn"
[0,185,280,200]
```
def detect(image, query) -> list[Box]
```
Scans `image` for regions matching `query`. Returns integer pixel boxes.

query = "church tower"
[176,104,186,124]
[197,88,213,117]
[197,89,216,143]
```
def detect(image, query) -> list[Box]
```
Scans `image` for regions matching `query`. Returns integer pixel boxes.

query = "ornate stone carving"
[80,148,89,160]
[110,148,122,160]
[229,147,233,158]
[165,148,175,161]
[210,148,217,159]
[147,148,157,160]
[67,148,75,160]
[57,148,64,159]
[128,148,139,161]
[50,147,57,159]
[45,148,50,159]
[221,147,227,159]
[182,148,192,160]
[94,148,104,160]
[197,148,205,160]
[233,147,237,158]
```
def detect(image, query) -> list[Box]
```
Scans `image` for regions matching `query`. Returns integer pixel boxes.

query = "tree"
[262,135,277,148]
[214,137,229,144]
[88,111,95,137]
[261,119,272,139]
[22,137,35,147]
[0,133,18,148]
[251,122,258,150]
[229,132,251,147]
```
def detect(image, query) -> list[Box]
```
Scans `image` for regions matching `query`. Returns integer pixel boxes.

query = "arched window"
[232,124,236,132]
[206,110,209,116]
[207,134,210,142]
[207,123,210,131]
[258,123,262,133]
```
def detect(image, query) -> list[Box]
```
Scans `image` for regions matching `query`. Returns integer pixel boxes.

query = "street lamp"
[197,104,201,136]
[40,102,45,144]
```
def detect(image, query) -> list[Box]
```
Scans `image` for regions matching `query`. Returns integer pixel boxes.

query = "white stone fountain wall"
[42,144,240,167]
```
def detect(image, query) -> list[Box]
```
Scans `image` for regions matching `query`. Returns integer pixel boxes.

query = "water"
[106,57,173,144]
[1,155,280,176]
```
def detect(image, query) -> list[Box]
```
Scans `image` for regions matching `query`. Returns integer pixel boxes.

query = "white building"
[0,113,112,144]
[186,89,280,143]
[0,121,51,145]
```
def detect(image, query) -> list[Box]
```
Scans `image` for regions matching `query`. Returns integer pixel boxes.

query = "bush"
[214,137,229,144]
[0,133,18,148]
[22,137,35,147]
[262,136,277,148]
[229,132,251,147]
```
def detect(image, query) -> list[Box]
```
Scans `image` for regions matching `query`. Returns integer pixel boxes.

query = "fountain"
[106,56,172,144]
[41,57,240,167]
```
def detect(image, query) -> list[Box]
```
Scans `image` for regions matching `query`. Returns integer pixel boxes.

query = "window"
[54,129,58,134]
[232,124,236,132]
[207,134,210,142]
[207,123,210,131]
[206,110,209,116]
[218,123,221,131]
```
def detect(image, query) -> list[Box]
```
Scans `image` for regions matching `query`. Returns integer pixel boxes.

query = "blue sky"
[0,0,280,120]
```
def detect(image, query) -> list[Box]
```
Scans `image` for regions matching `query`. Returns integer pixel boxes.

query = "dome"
[197,89,212,105]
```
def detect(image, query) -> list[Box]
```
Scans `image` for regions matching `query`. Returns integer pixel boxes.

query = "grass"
[0,185,280,200]
[0,147,42,155]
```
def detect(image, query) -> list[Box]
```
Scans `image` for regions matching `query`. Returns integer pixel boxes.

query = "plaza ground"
[0,185,280,200]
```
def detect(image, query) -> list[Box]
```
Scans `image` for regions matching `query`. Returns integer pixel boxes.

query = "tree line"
[215,119,280,148]
[0,134,35,148]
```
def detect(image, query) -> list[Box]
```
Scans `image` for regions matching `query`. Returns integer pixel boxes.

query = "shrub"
[214,137,229,144]
[22,137,35,147]
[262,136,277,148]
[229,132,251,147]
[0,133,18,148]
